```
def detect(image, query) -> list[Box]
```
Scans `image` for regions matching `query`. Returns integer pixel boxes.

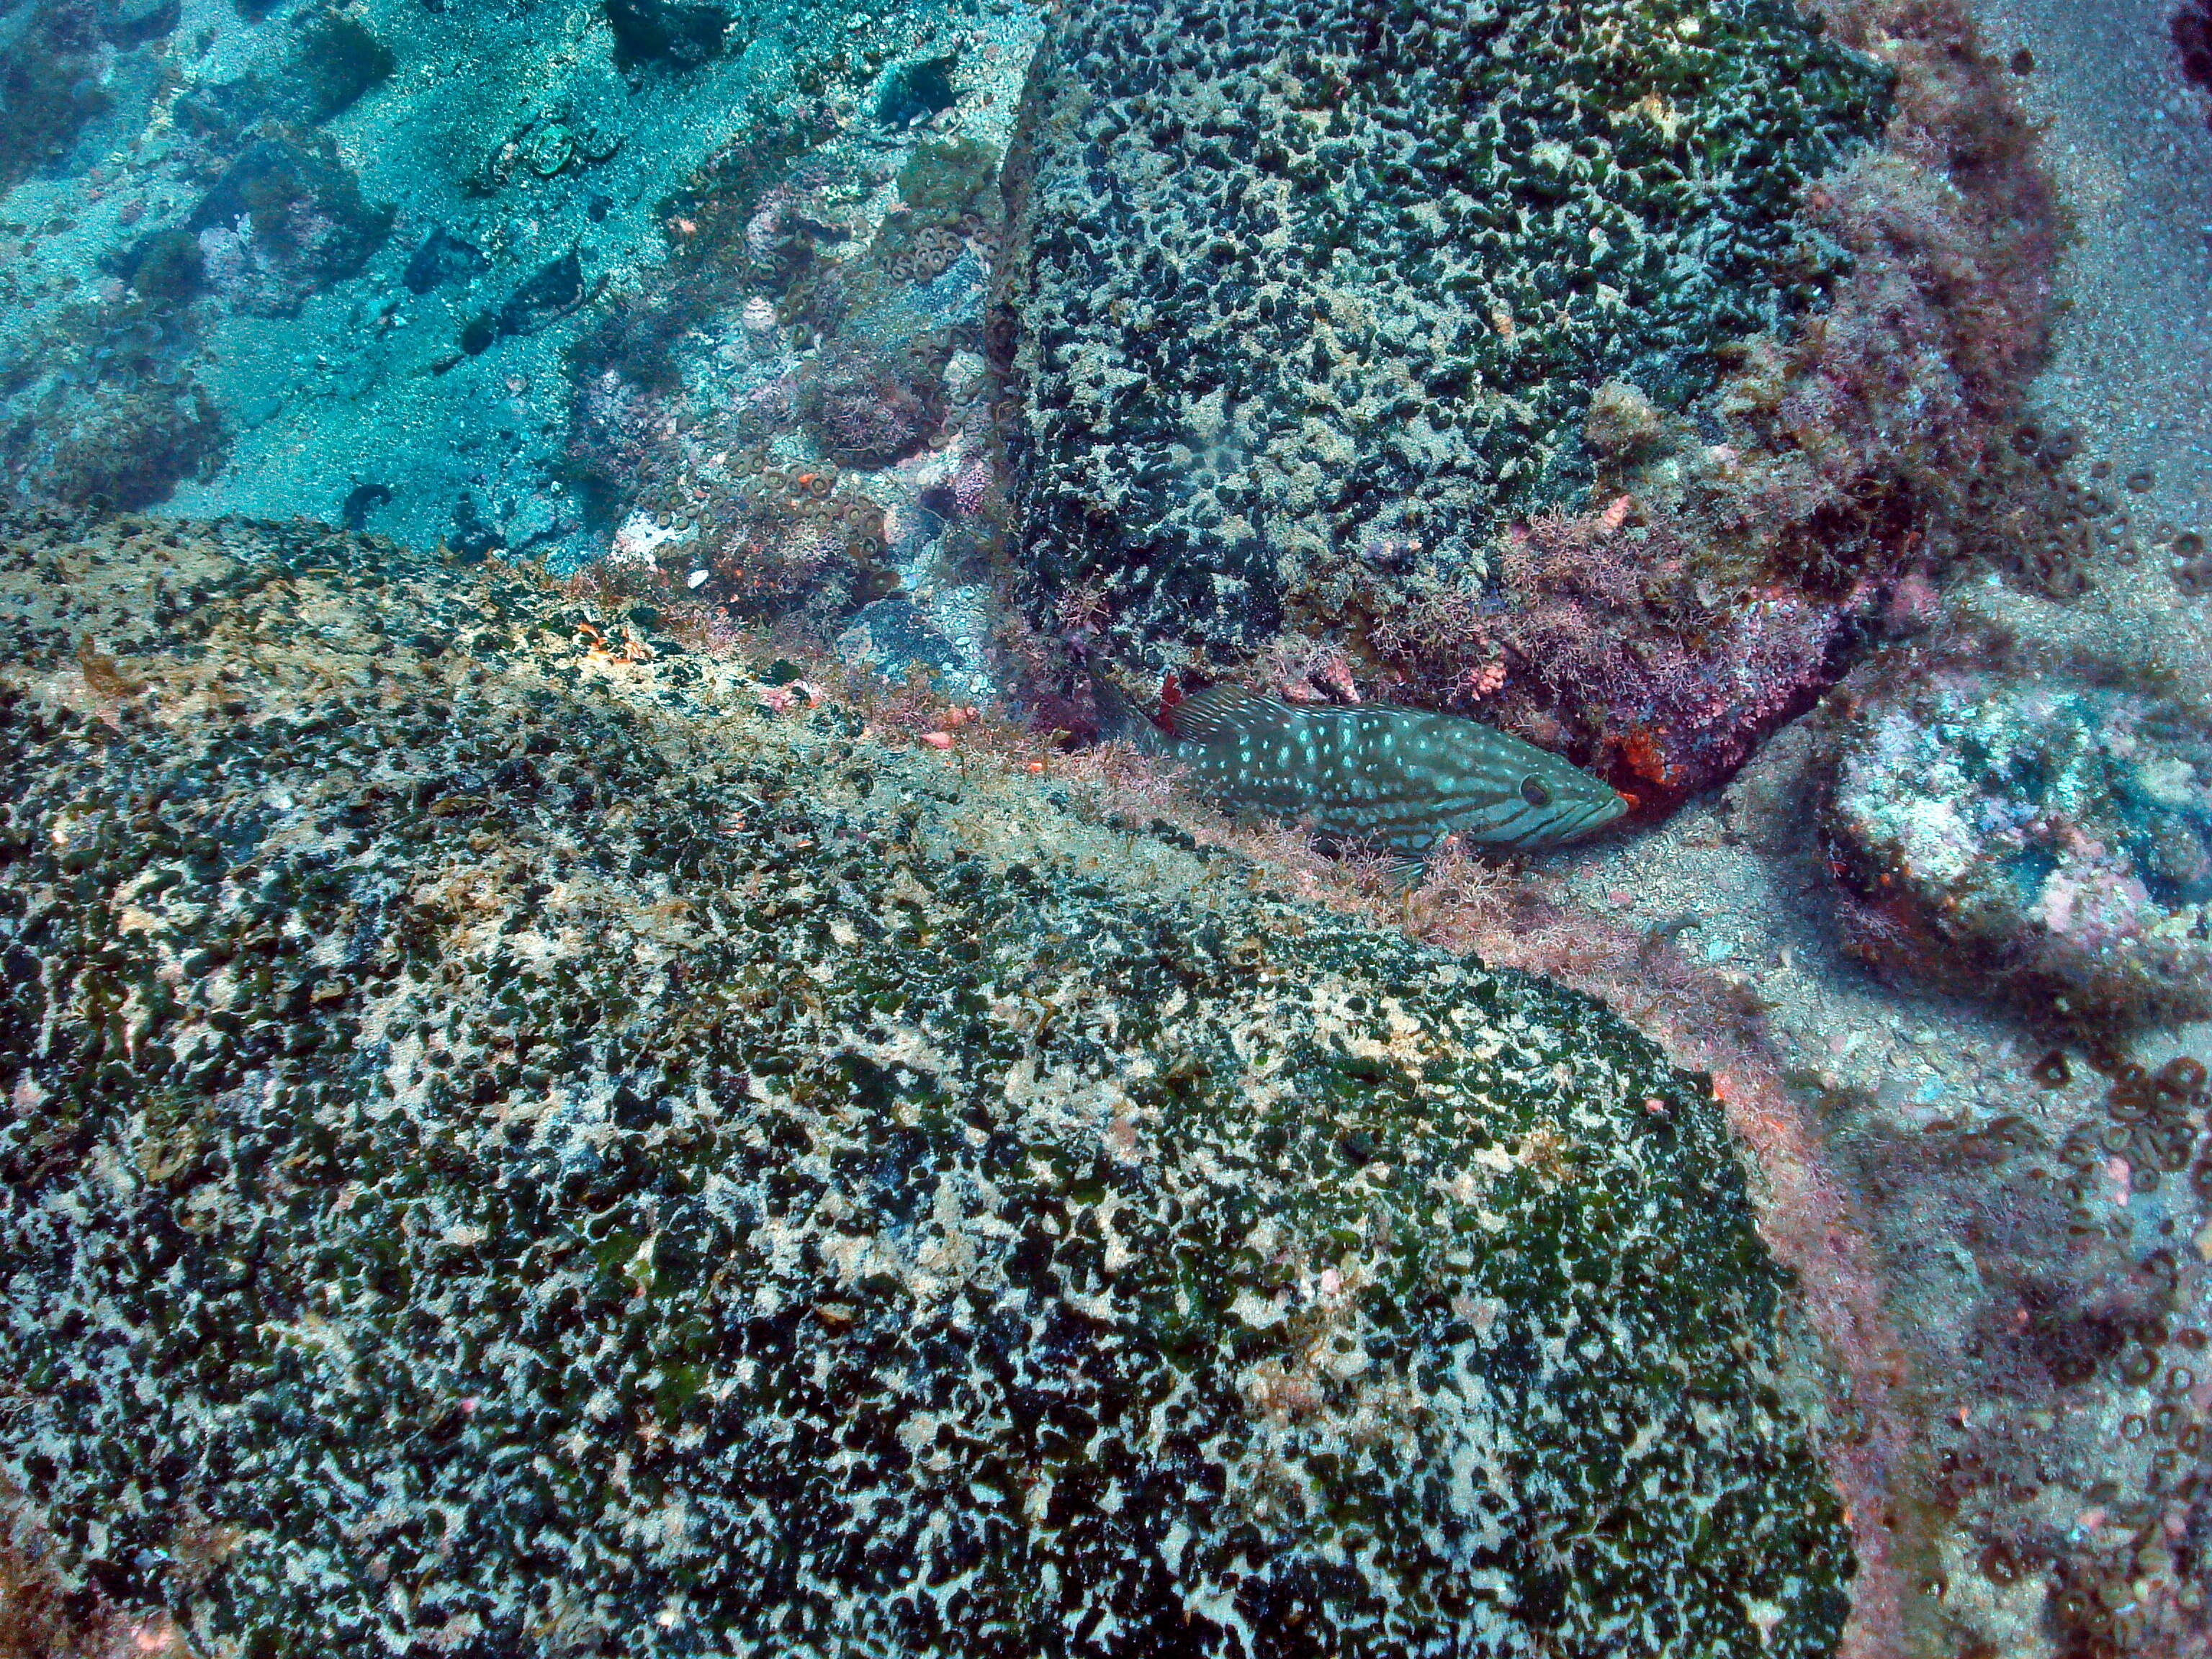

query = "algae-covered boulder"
[0,514,1848,1656]
[994,0,1890,689]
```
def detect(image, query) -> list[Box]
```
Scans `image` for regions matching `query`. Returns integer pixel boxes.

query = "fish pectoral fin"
[1386,858,1430,892]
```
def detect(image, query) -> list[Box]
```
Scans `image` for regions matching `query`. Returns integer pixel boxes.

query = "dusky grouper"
[1121,684,1629,860]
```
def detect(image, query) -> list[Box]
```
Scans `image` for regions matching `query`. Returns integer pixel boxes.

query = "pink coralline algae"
[799,350,941,470]
[569,367,685,500]
[948,445,995,515]
[1819,657,2212,1026]
[702,500,876,621]
[739,164,850,284]
[1399,509,1856,804]
[197,206,366,318]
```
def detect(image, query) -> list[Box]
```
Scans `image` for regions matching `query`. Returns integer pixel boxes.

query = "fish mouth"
[1552,791,1631,843]
[1481,789,1627,852]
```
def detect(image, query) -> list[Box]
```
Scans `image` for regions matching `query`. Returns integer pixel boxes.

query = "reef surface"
[0,513,1849,1657]
[2,3,2210,1658]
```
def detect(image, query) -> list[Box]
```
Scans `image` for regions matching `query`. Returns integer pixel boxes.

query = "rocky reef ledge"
[1,513,1847,1657]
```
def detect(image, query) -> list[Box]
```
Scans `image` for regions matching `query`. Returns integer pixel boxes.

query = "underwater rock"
[605,0,739,71]
[446,488,505,559]
[400,225,489,295]
[876,53,961,129]
[0,0,115,191]
[101,0,179,48]
[835,593,966,685]
[0,513,1851,1656]
[799,346,945,469]
[898,132,999,225]
[0,298,228,513]
[559,126,992,640]
[338,480,392,531]
[496,246,590,338]
[283,5,395,125]
[117,225,207,304]
[2176,1,2212,104]
[184,133,395,318]
[1820,657,2212,1026]
[22,385,229,513]
[997,0,1887,690]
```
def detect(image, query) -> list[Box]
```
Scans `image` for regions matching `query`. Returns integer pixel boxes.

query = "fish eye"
[1519,776,1552,808]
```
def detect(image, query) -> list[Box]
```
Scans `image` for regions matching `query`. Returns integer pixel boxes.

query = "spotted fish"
[1122,685,1628,860]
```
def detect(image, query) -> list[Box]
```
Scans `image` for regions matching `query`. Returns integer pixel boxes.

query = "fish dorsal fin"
[1162,685,1295,746]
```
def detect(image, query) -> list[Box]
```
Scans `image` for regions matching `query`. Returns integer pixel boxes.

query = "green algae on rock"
[1,513,1849,1655]
[994,0,1891,688]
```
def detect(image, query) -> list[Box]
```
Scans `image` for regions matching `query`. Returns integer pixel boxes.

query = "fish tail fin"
[1089,673,1172,756]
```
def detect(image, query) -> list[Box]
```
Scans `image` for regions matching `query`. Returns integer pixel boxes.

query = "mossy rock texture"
[1,513,1848,1656]
[994,0,1889,687]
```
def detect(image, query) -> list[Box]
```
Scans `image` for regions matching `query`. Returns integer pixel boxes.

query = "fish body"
[1123,685,1627,858]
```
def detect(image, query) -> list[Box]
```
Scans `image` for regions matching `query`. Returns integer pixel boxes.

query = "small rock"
[1822,657,2212,1025]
